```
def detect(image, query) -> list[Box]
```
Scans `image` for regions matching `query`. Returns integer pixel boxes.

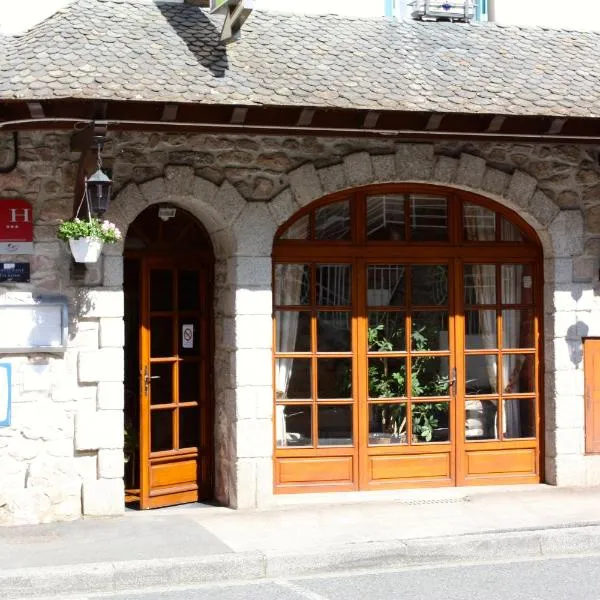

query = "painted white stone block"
[236,314,272,349]
[236,288,272,316]
[79,289,124,318]
[233,459,257,509]
[78,349,124,383]
[236,419,273,459]
[82,478,125,516]
[553,455,586,486]
[546,427,584,457]
[98,449,125,479]
[235,349,272,387]
[231,258,271,286]
[99,318,125,348]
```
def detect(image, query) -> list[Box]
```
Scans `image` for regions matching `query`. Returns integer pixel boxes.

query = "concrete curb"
[3,526,600,598]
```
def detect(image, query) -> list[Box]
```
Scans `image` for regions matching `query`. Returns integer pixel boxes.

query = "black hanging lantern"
[85,137,112,217]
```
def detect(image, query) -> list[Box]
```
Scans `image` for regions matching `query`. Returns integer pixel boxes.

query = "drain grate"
[396,496,471,506]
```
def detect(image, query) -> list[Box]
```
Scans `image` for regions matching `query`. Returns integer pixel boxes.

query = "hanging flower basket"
[57,218,122,263]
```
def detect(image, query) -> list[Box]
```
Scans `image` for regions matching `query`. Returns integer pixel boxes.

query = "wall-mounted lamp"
[85,136,112,217]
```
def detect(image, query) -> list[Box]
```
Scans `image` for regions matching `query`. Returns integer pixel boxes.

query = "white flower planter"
[69,237,104,263]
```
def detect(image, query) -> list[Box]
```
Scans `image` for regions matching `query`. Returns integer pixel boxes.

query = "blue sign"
[0,363,11,427]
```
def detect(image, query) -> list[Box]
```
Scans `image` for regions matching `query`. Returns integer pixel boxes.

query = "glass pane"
[280,214,310,240]
[276,405,312,447]
[179,317,200,357]
[318,405,353,446]
[274,264,310,306]
[316,264,351,306]
[150,270,173,311]
[503,354,535,394]
[503,399,535,438]
[178,270,200,311]
[369,403,407,445]
[366,195,406,241]
[411,356,450,397]
[411,265,448,306]
[367,265,405,306]
[502,310,534,349]
[501,218,525,242]
[466,355,498,394]
[151,409,173,452]
[412,402,450,443]
[464,264,496,305]
[464,203,496,241]
[275,359,311,400]
[179,362,200,403]
[368,312,406,352]
[151,317,173,357]
[502,264,533,305]
[465,310,497,349]
[150,363,173,406]
[317,312,351,352]
[465,399,498,440]
[412,312,449,351]
[410,196,448,241]
[275,311,311,352]
[318,358,352,399]
[179,406,200,449]
[315,200,350,240]
[368,358,406,398]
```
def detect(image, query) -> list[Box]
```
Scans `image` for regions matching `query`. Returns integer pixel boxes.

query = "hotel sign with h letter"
[0,199,34,255]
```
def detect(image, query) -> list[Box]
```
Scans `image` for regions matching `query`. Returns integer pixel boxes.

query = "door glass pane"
[274,264,310,306]
[151,409,173,452]
[411,265,448,306]
[503,399,535,438]
[502,264,533,305]
[316,264,351,306]
[367,265,405,306]
[503,354,535,393]
[280,214,310,240]
[150,270,173,311]
[368,358,407,398]
[315,200,351,240]
[411,356,450,397]
[318,405,353,446]
[275,311,311,353]
[464,264,496,305]
[368,312,406,352]
[465,310,497,349]
[412,402,450,443]
[501,218,524,242]
[179,362,200,403]
[179,406,200,449]
[150,363,173,405]
[412,311,449,351]
[502,309,534,349]
[275,359,311,400]
[464,203,496,241]
[179,316,200,357]
[151,317,173,357]
[366,195,406,241]
[317,312,351,352]
[465,399,498,440]
[178,270,200,311]
[466,355,498,394]
[276,405,312,447]
[369,403,407,445]
[410,196,448,241]
[318,358,352,399]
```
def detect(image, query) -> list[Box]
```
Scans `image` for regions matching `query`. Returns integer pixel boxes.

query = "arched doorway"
[272,185,543,493]
[124,203,215,509]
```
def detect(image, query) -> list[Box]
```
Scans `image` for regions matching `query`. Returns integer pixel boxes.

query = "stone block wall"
[1,129,600,524]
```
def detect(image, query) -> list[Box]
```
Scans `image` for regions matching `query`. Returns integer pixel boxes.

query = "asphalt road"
[85,554,600,600]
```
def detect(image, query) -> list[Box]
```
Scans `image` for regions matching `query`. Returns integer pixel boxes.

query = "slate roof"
[1,0,600,118]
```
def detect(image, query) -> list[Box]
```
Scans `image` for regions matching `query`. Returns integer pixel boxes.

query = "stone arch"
[268,145,586,487]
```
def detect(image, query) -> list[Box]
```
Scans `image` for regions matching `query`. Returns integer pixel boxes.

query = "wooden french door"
[139,257,213,509]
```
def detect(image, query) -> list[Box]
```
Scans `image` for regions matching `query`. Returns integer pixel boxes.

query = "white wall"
[254,0,384,17]
[490,0,600,30]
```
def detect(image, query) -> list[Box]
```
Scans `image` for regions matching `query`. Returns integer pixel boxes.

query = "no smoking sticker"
[182,324,194,349]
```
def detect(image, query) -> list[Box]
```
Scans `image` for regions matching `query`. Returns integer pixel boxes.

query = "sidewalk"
[2,484,600,598]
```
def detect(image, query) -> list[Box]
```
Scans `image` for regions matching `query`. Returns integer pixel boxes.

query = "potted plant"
[57,217,122,263]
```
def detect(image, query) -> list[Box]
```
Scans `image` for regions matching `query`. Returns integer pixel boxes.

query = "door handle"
[143,366,160,394]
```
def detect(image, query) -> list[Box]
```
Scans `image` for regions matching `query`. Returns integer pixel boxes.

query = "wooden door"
[585,339,600,454]
[139,258,212,509]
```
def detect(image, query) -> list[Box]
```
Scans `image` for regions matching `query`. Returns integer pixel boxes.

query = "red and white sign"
[0,199,34,254]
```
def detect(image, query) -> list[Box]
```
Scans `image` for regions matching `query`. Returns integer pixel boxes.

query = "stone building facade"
[0,130,599,524]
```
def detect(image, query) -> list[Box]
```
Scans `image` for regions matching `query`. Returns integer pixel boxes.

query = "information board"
[0,301,68,353]
[0,363,10,427]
